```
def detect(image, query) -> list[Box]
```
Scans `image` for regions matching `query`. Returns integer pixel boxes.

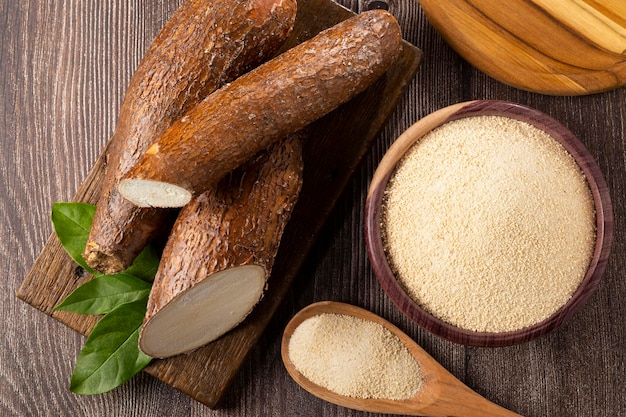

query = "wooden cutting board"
[16,0,422,409]
[419,0,626,95]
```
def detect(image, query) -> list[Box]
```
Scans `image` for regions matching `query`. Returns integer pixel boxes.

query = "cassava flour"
[288,313,422,400]
[382,115,596,333]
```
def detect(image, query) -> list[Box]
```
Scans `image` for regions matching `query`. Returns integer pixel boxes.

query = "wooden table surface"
[2,1,624,416]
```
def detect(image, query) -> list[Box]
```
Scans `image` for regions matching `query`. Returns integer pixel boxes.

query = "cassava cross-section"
[83,0,297,274]
[139,135,304,358]
[118,9,402,208]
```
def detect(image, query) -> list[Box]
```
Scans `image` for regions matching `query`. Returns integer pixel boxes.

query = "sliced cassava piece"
[83,0,297,274]
[139,135,304,358]
[118,9,402,208]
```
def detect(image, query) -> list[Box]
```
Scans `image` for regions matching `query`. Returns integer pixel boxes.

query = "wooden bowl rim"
[364,100,614,347]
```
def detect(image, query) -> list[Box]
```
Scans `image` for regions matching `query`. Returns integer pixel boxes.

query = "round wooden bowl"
[364,100,614,347]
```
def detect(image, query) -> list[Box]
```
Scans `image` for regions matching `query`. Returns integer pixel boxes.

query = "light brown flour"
[288,313,422,400]
[382,115,596,333]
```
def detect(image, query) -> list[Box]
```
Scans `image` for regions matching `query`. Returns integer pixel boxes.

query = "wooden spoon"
[281,301,523,417]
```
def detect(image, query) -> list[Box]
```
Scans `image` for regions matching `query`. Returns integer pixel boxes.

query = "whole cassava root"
[83,0,297,274]
[118,9,403,208]
[139,135,304,358]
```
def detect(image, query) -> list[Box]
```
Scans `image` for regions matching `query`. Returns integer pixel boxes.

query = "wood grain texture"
[2,0,625,416]
[419,0,626,95]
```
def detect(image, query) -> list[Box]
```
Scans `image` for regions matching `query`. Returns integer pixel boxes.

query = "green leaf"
[124,244,160,282]
[54,275,151,315]
[50,201,161,395]
[69,299,152,395]
[51,202,97,274]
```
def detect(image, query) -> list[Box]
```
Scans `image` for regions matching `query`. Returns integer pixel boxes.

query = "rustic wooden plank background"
[1,0,624,416]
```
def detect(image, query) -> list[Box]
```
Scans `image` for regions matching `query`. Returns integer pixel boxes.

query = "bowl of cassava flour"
[365,100,613,346]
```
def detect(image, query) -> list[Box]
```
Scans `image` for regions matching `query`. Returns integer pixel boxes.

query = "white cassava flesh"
[118,179,191,208]
[139,265,265,358]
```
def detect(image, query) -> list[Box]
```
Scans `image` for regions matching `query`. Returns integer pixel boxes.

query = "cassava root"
[139,134,304,358]
[118,9,402,208]
[83,0,297,274]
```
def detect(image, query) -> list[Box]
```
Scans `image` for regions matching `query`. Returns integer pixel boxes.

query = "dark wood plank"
[2,0,625,416]
[2,1,196,416]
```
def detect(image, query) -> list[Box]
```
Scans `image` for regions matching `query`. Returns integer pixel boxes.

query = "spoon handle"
[415,369,524,417]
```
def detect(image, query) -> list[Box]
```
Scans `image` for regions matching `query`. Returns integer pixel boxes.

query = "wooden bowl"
[418,0,626,95]
[364,100,614,346]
